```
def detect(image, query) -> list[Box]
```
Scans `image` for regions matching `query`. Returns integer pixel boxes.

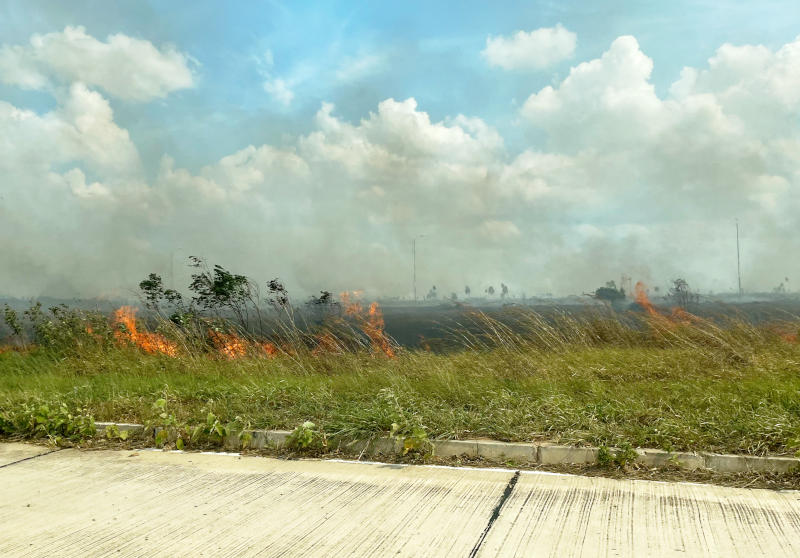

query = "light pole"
[412,234,426,303]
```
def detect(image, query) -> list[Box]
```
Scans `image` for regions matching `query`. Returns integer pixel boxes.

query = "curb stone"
[92,422,800,474]
[636,448,705,470]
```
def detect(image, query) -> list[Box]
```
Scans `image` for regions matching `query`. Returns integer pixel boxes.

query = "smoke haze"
[2,3,799,299]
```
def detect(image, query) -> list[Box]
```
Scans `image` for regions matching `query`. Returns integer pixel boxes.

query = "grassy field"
[2,305,800,456]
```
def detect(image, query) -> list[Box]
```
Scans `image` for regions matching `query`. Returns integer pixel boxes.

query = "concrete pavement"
[1,442,799,557]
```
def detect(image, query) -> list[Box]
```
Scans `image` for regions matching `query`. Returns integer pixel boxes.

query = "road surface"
[1,442,799,557]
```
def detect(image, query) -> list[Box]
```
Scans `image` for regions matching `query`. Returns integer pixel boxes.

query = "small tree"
[464,285,471,297]
[3,304,23,346]
[188,257,256,327]
[139,273,183,313]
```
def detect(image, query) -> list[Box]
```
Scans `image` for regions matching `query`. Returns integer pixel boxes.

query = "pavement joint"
[468,470,520,558]
[0,447,62,469]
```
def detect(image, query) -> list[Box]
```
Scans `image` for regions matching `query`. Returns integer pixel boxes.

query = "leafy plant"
[104,424,130,441]
[380,388,434,457]
[598,442,639,468]
[21,302,111,354]
[189,411,230,445]
[286,421,325,451]
[391,423,433,456]
[0,402,95,443]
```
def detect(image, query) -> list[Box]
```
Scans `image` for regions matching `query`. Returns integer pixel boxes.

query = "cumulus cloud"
[0,26,195,101]
[483,24,576,70]
[3,29,800,298]
[514,34,800,290]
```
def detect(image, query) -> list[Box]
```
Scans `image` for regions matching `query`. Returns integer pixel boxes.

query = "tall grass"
[2,303,799,455]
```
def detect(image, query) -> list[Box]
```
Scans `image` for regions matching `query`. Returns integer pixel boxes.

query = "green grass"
[2,333,800,456]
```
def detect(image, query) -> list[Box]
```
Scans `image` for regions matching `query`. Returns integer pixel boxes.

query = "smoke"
[1,28,799,298]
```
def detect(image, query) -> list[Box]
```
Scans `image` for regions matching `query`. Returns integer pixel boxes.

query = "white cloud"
[336,53,384,81]
[521,36,662,150]
[263,77,295,106]
[4,31,800,298]
[0,82,141,177]
[0,26,195,101]
[483,24,576,70]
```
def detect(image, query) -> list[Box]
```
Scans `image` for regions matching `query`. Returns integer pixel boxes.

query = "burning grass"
[2,302,800,457]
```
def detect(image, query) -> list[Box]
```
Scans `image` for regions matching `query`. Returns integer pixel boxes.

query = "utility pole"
[736,220,742,296]
[412,235,425,303]
[412,239,416,303]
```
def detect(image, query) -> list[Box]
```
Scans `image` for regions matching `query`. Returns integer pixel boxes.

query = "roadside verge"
[94,422,800,475]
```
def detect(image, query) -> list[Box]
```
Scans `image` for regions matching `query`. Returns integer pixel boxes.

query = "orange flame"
[634,282,659,318]
[634,282,706,327]
[260,341,278,357]
[366,302,395,358]
[312,332,343,356]
[337,292,395,357]
[340,291,364,317]
[113,306,178,356]
[670,307,703,325]
[208,330,247,359]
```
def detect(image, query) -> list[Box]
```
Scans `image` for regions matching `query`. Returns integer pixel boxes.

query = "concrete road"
[0,443,799,557]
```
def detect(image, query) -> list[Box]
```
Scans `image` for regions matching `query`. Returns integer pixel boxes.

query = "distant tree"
[486,286,495,296]
[306,290,338,321]
[668,278,698,308]
[593,280,625,304]
[450,292,458,301]
[307,291,333,305]
[426,285,438,300]
[464,285,471,297]
[500,283,509,299]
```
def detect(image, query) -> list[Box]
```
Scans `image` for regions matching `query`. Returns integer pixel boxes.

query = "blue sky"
[2,1,800,297]
[4,0,798,171]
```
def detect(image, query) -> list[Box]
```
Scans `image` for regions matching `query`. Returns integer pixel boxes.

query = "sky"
[1,0,800,299]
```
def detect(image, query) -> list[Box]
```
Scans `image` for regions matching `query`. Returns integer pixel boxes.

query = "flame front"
[338,292,395,358]
[208,330,247,359]
[634,282,659,318]
[366,302,395,358]
[113,306,178,356]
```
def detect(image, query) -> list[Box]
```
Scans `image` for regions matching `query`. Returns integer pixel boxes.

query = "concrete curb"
[93,422,800,475]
